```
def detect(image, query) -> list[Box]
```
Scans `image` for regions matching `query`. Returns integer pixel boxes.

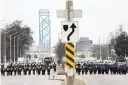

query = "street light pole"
[17,36,26,58]
[14,34,22,63]
[9,32,17,62]
[4,29,16,63]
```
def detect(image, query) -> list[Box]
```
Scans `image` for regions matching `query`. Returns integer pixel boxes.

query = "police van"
[44,57,53,65]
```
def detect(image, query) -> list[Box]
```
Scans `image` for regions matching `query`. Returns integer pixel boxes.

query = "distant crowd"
[1,62,56,76]
[1,61,128,76]
[75,62,128,75]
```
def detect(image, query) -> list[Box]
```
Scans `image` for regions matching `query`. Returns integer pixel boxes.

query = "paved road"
[1,74,128,85]
[79,74,128,85]
[1,75,62,85]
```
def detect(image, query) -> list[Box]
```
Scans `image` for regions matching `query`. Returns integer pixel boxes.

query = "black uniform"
[84,65,89,74]
[1,64,6,76]
[6,66,10,76]
[23,66,27,75]
[28,65,31,75]
[32,66,36,75]
[37,65,41,75]
[42,66,45,75]
[53,63,56,72]
[77,65,81,75]
[81,66,85,75]
[93,65,97,74]
[14,66,17,76]
[47,66,51,75]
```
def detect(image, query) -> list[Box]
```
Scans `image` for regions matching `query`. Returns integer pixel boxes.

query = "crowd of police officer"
[75,62,128,75]
[1,62,56,76]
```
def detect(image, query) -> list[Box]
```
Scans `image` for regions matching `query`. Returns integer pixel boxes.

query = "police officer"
[84,65,88,74]
[104,64,109,74]
[28,64,31,75]
[77,64,81,75]
[18,64,22,75]
[93,65,97,74]
[53,62,56,72]
[97,64,101,74]
[32,65,36,75]
[37,64,41,75]
[23,66,27,75]
[14,65,17,76]
[122,65,127,74]
[42,65,46,75]
[1,64,5,76]
[89,64,93,74]
[47,65,51,75]
[81,66,85,75]
[10,64,14,76]
[6,64,11,76]
[101,64,105,74]
[110,64,114,74]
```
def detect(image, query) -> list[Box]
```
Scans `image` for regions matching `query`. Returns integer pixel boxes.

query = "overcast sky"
[1,0,128,48]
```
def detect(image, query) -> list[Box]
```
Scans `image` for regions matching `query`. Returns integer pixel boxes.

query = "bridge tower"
[39,9,51,53]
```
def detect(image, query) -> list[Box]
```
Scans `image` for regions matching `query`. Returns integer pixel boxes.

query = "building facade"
[76,37,93,58]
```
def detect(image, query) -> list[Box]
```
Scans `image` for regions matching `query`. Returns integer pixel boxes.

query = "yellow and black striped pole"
[65,42,75,68]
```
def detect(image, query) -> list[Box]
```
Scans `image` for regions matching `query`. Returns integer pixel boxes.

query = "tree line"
[1,20,34,63]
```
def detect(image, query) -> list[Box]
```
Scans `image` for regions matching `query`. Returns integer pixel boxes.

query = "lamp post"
[4,29,16,63]
[17,36,26,58]
[10,32,17,62]
[14,34,22,63]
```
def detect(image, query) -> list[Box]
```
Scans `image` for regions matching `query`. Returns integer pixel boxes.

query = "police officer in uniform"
[81,66,85,75]
[93,64,97,74]
[37,64,41,75]
[28,64,31,75]
[122,65,127,74]
[14,64,18,76]
[89,64,93,74]
[23,66,27,75]
[1,64,5,76]
[98,64,102,74]
[47,65,51,75]
[18,64,22,75]
[104,64,109,74]
[42,65,45,75]
[85,64,89,74]
[10,65,13,76]
[32,65,36,75]
[101,64,105,74]
[53,62,56,72]
[6,65,11,76]
[77,64,81,75]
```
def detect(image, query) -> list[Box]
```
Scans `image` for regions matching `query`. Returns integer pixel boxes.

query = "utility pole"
[57,0,82,85]
[66,1,75,85]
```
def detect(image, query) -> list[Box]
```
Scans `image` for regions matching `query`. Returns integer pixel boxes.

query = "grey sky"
[1,0,128,47]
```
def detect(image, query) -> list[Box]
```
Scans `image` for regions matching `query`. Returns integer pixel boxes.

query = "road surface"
[1,74,128,85]
[1,75,62,85]
[79,74,128,85]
